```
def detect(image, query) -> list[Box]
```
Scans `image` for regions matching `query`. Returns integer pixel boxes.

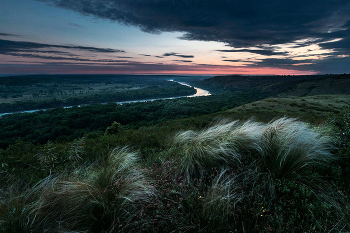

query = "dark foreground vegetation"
[0,74,350,232]
[0,98,349,232]
[0,111,349,232]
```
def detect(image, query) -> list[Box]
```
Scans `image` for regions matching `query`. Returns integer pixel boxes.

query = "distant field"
[0,75,197,113]
[0,81,144,104]
[223,94,350,124]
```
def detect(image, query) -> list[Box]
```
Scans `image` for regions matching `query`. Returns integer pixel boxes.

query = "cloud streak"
[173,60,193,63]
[0,39,125,54]
[0,32,19,37]
[6,52,130,63]
[163,52,194,58]
[68,22,85,28]
[217,49,288,56]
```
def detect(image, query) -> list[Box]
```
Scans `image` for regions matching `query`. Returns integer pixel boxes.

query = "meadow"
[0,74,350,232]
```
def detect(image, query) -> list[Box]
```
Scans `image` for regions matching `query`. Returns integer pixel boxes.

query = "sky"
[1,0,350,75]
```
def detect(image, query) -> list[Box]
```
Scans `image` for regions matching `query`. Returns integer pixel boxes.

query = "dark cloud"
[36,0,350,49]
[139,54,151,56]
[223,59,244,62]
[173,60,193,63]
[68,22,85,28]
[155,56,164,58]
[34,0,350,73]
[0,61,212,74]
[311,56,350,73]
[0,33,19,37]
[0,39,125,54]
[7,52,130,63]
[117,56,134,58]
[253,58,314,67]
[217,49,288,56]
[163,52,194,58]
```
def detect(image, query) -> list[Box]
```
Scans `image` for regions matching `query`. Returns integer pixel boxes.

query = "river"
[0,80,211,117]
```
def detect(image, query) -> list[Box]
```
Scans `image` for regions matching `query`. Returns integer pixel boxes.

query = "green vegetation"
[198,73,350,96]
[0,90,266,149]
[105,121,123,135]
[1,74,350,232]
[0,78,196,113]
[1,114,349,232]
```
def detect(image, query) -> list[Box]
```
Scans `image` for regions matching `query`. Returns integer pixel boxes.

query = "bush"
[105,121,123,135]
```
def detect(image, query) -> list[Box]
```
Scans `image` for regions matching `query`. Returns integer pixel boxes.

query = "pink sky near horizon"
[0,64,317,76]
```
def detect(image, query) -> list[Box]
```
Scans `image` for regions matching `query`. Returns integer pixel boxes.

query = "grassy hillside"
[200,73,350,97]
[279,75,350,96]
[1,92,349,232]
[224,94,350,123]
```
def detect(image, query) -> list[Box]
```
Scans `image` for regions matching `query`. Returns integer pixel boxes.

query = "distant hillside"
[221,94,350,124]
[200,74,350,96]
[279,74,350,96]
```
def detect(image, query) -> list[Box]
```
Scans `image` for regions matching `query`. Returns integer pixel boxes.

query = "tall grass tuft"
[259,118,334,178]
[202,169,245,227]
[31,147,155,232]
[225,119,265,165]
[172,117,344,230]
[172,119,265,179]
[0,179,40,232]
[254,118,334,199]
[172,120,239,179]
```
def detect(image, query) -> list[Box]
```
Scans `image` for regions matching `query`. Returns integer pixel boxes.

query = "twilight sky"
[1,0,350,75]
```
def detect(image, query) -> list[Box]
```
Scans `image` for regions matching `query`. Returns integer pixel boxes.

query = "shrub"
[105,121,122,135]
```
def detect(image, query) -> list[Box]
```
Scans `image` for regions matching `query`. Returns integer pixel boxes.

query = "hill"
[200,73,350,96]
[1,93,349,232]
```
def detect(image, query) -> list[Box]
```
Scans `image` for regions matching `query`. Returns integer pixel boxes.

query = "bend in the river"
[0,80,211,117]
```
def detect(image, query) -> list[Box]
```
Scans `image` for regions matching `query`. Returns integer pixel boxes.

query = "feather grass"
[172,119,265,179]
[172,120,239,179]
[31,147,155,232]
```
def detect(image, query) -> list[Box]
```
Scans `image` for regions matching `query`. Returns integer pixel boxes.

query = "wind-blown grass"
[171,120,239,179]
[30,147,155,232]
[1,116,349,232]
[259,118,334,179]
[0,178,43,232]
[252,117,335,200]
[172,119,265,179]
[173,117,346,231]
[174,117,334,181]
